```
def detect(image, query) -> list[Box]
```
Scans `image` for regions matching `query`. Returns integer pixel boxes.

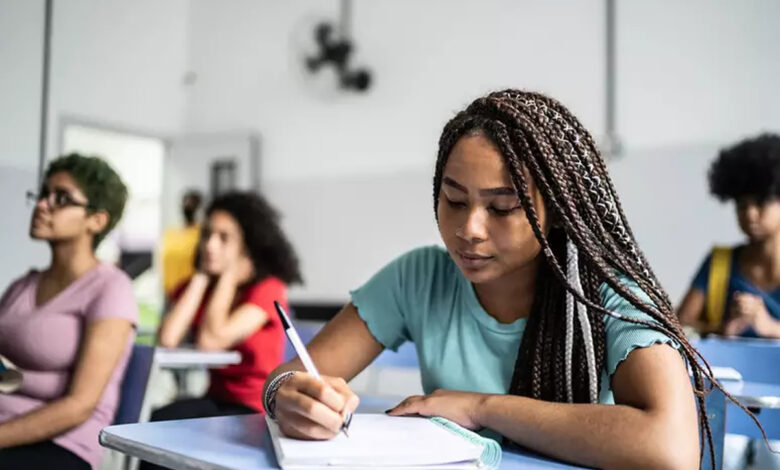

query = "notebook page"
[267,414,484,467]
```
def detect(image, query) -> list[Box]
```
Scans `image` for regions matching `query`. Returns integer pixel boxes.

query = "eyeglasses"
[26,189,91,211]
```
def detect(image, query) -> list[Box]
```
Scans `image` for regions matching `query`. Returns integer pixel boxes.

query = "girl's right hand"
[275,372,360,440]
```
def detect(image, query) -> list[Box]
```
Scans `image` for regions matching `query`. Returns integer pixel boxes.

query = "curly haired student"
[679,133,780,339]
[151,192,302,427]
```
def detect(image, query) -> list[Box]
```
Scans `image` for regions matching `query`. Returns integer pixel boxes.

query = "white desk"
[100,412,587,470]
[723,380,780,410]
[154,348,241,369]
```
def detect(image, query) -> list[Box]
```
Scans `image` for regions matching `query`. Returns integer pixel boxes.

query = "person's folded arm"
[0,318,133,447]
[196,273,267,351]
[391,344,699,470]
[158,273,209,348]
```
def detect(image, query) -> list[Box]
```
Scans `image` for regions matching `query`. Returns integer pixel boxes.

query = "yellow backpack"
[704,246,732,327]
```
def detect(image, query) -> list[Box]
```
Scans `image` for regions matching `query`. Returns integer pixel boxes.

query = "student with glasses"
[0,154,137,470]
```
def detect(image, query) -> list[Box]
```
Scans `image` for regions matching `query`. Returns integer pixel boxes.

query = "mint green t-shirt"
[350,245,676,404]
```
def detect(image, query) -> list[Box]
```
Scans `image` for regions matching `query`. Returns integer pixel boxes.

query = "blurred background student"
[678,134,780,339]
[161,189,203,302]
[151,192,302,430]
[0,154,137,470]
[677,134,780,470]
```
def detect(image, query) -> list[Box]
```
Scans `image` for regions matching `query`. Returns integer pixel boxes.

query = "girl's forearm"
[478,394,698,470]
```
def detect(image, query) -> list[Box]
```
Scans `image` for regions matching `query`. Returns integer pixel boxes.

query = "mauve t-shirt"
[0,264,137,469]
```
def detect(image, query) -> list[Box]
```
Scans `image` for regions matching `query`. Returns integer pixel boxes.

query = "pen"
[273,301,352,437]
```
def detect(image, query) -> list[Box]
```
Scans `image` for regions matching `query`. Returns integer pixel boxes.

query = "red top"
[177,276,287,413]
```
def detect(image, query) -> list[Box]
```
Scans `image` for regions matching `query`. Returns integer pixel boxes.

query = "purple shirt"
[0,264,137,469]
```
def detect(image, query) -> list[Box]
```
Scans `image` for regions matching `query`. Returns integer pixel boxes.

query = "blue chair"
[372,341,419,368]
[700,384,727,470]
[283,321,323,361]
[693,338,780,440]
[694,338,780,384]
[114,344,155,425]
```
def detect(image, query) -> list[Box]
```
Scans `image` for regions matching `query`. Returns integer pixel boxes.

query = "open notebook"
[266,414,502,470]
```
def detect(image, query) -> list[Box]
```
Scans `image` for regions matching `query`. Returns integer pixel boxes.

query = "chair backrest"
[700,384,726,470]
[693,337,780,440]
[283,321,323,361]
[371,341,419,369]
[693,338,780,384]
[114,344,155,425]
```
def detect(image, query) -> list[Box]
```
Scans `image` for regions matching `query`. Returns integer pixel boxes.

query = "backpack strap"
[705,246,732,327]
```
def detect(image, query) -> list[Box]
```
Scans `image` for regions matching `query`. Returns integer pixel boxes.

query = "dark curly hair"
[709,133,780,203]
[44,153,128,247]
[205,191,303,285]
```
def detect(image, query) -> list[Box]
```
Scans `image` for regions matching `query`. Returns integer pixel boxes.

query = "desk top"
[100,413,586,470]
[723,380,780,409]
[154,348,241,369]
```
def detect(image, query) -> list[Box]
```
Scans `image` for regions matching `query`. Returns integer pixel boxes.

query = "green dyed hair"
[44,153,128,247]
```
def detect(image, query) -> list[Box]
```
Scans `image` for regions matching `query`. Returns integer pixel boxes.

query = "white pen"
[274,301,352,437]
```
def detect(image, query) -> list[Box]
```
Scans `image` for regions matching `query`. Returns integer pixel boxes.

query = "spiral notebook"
[266,414,502,470]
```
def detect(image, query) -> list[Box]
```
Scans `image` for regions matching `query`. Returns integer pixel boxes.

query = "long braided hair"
[432,90,765,467]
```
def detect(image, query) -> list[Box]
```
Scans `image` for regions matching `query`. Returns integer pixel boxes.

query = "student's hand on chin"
[224,256,254,284]
[386,389,488,431]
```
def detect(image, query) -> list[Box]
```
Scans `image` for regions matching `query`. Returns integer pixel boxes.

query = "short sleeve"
[690,252,712,292]
[601,279,678,380]
[0,272,34,313]
[350,247,443,352]
[85,269,138,325]
[242,277,287,329]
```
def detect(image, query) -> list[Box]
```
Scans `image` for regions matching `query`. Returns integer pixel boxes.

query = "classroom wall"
[0,0,50,288]
[183,0,780,303]
[2,1,778,303]
[609,145,744,302]
[610,0,780,301]
[48,0,189,148]
[183,0,606,301]
[0,0,190,288]
[183,0,606,181]
[617,0,780,151]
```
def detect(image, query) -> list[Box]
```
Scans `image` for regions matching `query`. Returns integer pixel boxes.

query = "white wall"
[609,145,744,302]
[264,171,442,301]
[184,0,605,181]
[0,0,44,171]
[48,0,190,152]
[0,0,190,288]
[184,0,606,301]
[610,0,780,302]
[0,0,50,288]
[184,0,780,302]
[617,0,780,150]
[2,1,778,304]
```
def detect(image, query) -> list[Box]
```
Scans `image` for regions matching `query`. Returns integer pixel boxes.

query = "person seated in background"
[678,133,780,339]
[161,189,203,301]
[0,154,137,470]
[152,192,302,426]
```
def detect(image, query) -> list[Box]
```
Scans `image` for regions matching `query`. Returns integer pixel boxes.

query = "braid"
[433,89,770,468]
